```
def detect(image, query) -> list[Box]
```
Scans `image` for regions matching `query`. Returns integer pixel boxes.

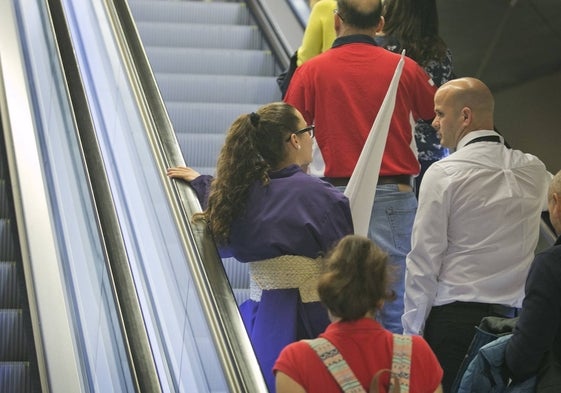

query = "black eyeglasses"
[333,8,345,22]
[286,125,315,142]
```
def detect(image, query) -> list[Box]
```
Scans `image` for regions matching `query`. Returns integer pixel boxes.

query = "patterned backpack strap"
[389,334,413,393]
[306,337,367,393]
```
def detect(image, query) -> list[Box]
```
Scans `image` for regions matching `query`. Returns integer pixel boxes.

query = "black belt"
[323,177,351,187]
[377,175,414,188]
[323,175,413,188]
[432,301,518,318]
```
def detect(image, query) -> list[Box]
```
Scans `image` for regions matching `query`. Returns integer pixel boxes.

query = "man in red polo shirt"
[285,0,436,333]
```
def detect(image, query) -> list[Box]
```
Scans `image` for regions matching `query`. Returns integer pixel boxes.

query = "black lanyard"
[464,135,501,146]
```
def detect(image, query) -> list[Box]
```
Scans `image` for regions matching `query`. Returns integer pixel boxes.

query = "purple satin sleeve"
[188,175,234,258]
[189,175,213,210]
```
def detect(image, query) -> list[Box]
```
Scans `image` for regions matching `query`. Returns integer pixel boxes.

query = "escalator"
[128,0,296,305]
[1,0,557,392]
[1,0,142,391]
[129,0,282,176]
[0,118,40,393]
[1,0,273,391]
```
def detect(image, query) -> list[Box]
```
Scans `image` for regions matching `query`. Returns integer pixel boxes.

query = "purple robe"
[190,164,353,392]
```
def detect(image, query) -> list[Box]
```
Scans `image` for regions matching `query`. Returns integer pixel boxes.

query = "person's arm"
[407,59,438,123]
[410,335,444,392]
[274,341,312,393]
[402,166,449,335]
[316,190,354,253]
[167,166,213,209]
[284,68,314,126]
[276,372,307,393]
[297,0,336,65]
[166,166,201,182]
[297,4,324,66]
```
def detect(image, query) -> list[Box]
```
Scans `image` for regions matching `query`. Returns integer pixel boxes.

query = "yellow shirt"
[297,0,337,66]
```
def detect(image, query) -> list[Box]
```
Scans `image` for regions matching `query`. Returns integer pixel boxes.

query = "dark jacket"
[506,236,561,381]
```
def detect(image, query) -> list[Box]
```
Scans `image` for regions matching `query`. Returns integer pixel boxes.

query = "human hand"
[166,166,201,182]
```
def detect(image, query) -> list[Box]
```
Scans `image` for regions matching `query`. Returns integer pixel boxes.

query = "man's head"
[432,77,495,149]
[335,0,384,37]
[548,170,561,236]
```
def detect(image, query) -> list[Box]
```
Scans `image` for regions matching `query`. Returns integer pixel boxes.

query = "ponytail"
[199,102,300,244]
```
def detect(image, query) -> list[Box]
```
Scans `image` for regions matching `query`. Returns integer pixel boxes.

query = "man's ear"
[461,107,471,123]
[553,192,561,214]
[334,13,342,35]
[376,16,385,33]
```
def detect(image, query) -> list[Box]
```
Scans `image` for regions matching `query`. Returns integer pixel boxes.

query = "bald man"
[403,77,551,392]
[285,0,436,334]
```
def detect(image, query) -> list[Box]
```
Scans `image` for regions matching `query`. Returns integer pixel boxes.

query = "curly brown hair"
[198,102,301,244]
[382,0,448,67]
[318,235,396,321]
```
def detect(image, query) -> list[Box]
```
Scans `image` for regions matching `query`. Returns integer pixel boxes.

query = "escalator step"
[155,73,280,104]
[0,362,31,393]
[222,257,249,289]
[233,288,251,306]
[0,309,26,361]
[136,22,263,50]
[144,47,276,76]
[166,102,259,135]
[0,157,6,179]
[129,0,250,26]
[176,133,226,170]
[0,262,21,309]
[0,219,16,261]
[0,179,9,217]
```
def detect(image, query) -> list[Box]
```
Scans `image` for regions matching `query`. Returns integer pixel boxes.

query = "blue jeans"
[369,184,417,333]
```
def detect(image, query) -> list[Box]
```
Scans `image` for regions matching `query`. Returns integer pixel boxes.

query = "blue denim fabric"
[335,184,416,333]
[369,184,417,333]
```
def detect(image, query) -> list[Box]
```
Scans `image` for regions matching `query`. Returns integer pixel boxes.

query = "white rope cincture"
[248,255,324,302]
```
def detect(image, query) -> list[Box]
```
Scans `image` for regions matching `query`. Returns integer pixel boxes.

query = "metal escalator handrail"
[246,0,293,69]
[246,0,307,69]
[104,0,268,392]
[45,0,160,391]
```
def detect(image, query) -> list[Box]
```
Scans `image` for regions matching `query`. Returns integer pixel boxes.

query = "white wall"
[494,70,561,173]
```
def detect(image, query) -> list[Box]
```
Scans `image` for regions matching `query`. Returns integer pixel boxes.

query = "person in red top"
[284,0,437,333]
[274,235,443,393]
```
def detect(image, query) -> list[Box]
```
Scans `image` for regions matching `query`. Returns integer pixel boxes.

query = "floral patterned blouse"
[375,35,455,162]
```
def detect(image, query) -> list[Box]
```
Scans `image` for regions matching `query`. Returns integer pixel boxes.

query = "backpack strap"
[390,334,412,393]
[306,337,366,393]
[306,334,412,393]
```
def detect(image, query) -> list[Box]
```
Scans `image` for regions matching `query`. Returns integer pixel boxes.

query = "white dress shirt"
[403,130,550,335]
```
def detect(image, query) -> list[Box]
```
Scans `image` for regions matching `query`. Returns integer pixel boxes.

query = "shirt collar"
[324,317,384,334]
[269,164,303,179]
[457,130,503,150]
[332,34,378,49]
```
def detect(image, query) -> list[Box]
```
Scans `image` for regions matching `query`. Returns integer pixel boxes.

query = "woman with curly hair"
[376,0,455,195]
[167,101,353,392]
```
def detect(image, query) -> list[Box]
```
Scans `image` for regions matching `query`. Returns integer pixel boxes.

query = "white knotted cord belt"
[248,255,324,303]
